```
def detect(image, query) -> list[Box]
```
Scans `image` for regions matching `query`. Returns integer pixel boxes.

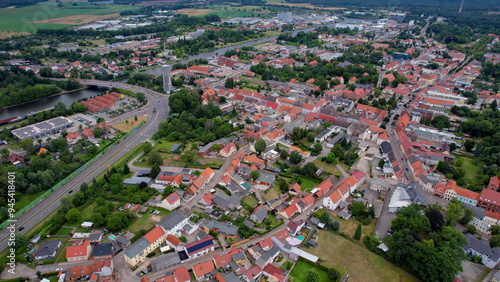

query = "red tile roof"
[144,226,165,244]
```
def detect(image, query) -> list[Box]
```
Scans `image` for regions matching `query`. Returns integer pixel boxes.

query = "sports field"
[0,0,138,32]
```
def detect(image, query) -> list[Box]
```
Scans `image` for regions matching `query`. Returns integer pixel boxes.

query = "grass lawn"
[298,177,320,190]
[290,259,330,282]
[14,190,44,211]
[458,157,483,182]
[312,159,343,177]
[112,116,148,133]
[56,227,74,236]
[0,1,138,32]
[281,260,294,271]
[308,230,417,282]
[339,162,350,171]
[154,141,180,152]
[264,185,281,202]
[79,202,97,222]
[242,194,259,207]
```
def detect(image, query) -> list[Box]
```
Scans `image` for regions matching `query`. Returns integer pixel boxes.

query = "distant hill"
[0,0,47,8]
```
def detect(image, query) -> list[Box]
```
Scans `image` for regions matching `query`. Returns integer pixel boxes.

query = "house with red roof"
[160,192,181,210]
[82,127,94,139]
[192,260,216,280]
[173,267,190,282]
[278,203,298,219]
[242,265,262,282]
[289,183,301,196]
[213,253,232,270]
[66,240,91,261]
[263,264,284,281]
[186,167,215,196]
[66,132,82,145]
[220,142,237,158]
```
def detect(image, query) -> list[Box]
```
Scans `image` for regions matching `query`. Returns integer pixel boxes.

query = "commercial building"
[12,117,74,141]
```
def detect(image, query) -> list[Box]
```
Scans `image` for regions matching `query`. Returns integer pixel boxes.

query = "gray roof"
[92,243,113,257]
[88,233,102,242]
[267,245,279,257]
[124,237,149,259]
[156,210,187,231]
[151,251,182,272]
[123,177,152,185]
[115,235,130,246]
[243,219,255,229]
[204,220,239,236]
[464,233,500,261]
[380,141,393,154]
[371,178,390,187]
[35,240,61,258]
[328,132,346,146]
[222,272,241,282]
[228,260,240,271]
[417,174,437,187]
[463,203,486,219]
[212,190,241,210]
[251,205,267,222]
[232,251,246,261]
[256,172,275,184]
[401,182,426,205]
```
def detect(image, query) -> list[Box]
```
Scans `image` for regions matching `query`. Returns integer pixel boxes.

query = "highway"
[0,80,169,253]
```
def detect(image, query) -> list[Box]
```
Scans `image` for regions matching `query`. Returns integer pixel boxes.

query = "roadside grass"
[15,190,44,211]
[308,230,417,282]
[289,258,330,282]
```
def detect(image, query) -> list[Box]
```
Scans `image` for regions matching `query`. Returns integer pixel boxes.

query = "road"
[0,80,169,253]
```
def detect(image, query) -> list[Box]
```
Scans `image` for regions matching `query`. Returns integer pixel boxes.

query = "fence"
[0,121,146,230]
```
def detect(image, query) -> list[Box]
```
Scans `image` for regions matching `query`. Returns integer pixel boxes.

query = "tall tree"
[151,164,161,178]
[255,139,266,155]
[354,223,362,240]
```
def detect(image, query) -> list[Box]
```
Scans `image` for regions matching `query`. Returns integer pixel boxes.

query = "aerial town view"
[0,0,499,281]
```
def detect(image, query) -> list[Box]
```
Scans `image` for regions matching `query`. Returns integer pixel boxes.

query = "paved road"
[0,80,169,253]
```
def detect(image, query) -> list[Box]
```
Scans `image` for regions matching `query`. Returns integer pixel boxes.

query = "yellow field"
[176,8,213,16]
[112,116,148,132]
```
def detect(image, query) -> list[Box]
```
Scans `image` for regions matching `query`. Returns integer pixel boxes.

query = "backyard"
[312,159,343,178]
[308,230,417,282]
[289,258,330,282]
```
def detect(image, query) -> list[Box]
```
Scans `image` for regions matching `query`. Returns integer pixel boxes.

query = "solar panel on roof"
[186,238,214,255]
[168,194,178,201]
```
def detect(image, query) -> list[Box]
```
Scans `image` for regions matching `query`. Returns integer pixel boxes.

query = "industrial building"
[12,117,74,141]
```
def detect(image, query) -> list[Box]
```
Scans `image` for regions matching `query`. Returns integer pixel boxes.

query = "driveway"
[374,185,397,239]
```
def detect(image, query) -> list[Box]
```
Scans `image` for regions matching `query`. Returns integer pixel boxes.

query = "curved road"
[0,80,169,252]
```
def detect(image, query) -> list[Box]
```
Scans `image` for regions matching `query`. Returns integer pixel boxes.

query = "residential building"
[92,243,114,260]
[124,226,166,266]
[183,237,215,259]
[156,210,190,237]
[66,240,91,261]
[464,233,500,268]
[192,260,216,280]
[250,205,268,223]
[242,265,263,282]
[160,192,181,211]
[34,240,61,260]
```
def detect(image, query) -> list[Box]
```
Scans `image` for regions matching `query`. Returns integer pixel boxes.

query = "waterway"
[0,87,106,120]
[0,18,372,120]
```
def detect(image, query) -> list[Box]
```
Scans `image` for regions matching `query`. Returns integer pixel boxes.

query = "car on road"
[68,190,73,193]
[405,168,409,171]
[55,268,63,271]
[18,227,24,231]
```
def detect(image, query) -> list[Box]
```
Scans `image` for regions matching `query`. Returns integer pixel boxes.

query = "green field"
[0,1,138,32]
[308,230,417,282]
[290,258,330,282]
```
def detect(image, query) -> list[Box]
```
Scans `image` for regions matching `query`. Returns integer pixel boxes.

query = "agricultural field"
[0,0,138,32]
[308,230,417,282]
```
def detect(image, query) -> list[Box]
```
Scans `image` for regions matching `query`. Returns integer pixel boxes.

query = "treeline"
[428,23,475,44]
[0,0,44,8]
[0,68,81,108]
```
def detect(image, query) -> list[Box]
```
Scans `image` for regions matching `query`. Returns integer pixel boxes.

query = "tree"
[277,178,289,193]
[378,159,385,168]
[225,77,234,89]
[459,208,474,225]
[431,115,450,130]
[305,269,320,282]
[151,164,161,178]
[491,225,500,236]
[350,201,367,217]
[354,223,362,240]
[280,149,288,160]
[328,268,340,281]
[446,199,464,226]
[491,100,498,110]
[331,144,344,159]
[251,171,260,181]
[80,182,88,193]
[331,220,340,231]
[66,208,82,223]
[181,150,195,162]
[464,224,476,235]
[450,143,457,152]
[255,138,266,155]
[425,209,445,231]
[491,235,500,248]
[0,148,9,159]
[212,144,222,152]
[148,150,163,166]
[307,132,315,142]
[90,213,106,227]
[313,143,322,154]
[21,138,35,154]
[93,126,103,137]
[123,163,130,175]
[289,151,302,164]
[142,142,153,154]
[61,130,68,138]
[51,138,68,152]
[14,234,28,251]
[464,139,475,152]
[320,212,330,223]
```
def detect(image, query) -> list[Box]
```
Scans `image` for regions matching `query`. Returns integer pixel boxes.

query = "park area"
[308,230,417,282]
[0,1,138,32]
